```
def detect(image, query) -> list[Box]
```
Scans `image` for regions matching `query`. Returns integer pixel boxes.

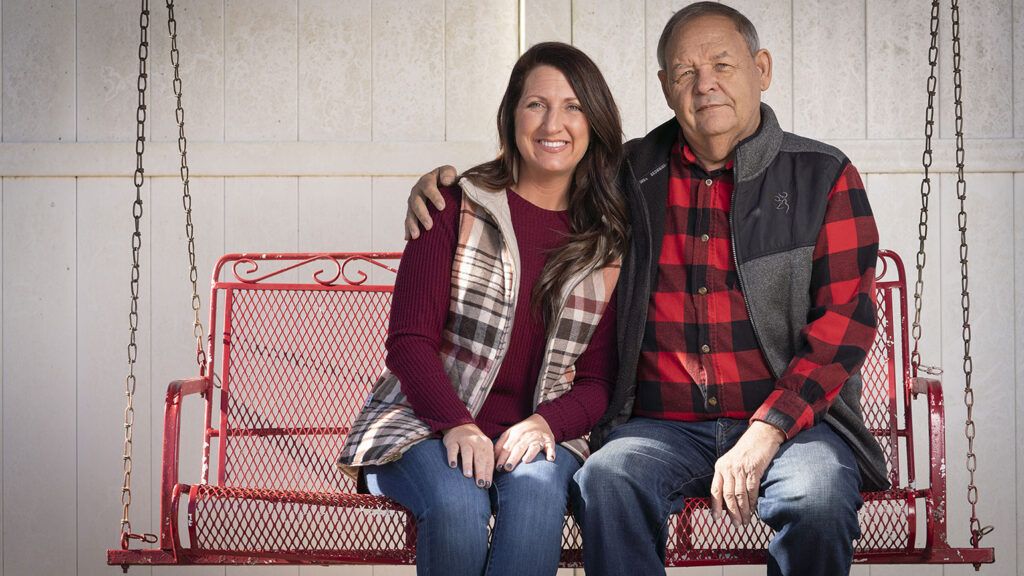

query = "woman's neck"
[514,167,571,211]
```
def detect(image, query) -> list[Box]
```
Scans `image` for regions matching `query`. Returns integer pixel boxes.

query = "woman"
[338,42,627,576]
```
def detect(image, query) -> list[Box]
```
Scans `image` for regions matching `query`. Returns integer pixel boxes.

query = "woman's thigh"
[364,439,490,520]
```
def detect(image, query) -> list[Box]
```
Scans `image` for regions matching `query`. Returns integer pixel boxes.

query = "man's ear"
[755,49,772,91]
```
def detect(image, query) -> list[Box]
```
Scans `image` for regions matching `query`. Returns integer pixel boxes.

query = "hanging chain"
[950,0,991,549]
[121,0,158,548]
[166,0,208,375]
[910,0,940,376]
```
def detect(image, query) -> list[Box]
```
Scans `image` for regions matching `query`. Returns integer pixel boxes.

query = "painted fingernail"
[476,479,485,488]
[449,461,457,468]
[484,481,492,488]
[504,463,513,471]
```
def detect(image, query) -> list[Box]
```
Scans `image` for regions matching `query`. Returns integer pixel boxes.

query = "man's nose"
[695,68,718,93]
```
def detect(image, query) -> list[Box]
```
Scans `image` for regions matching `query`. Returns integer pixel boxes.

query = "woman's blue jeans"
[364,439,579,576]
[573,418,863,576]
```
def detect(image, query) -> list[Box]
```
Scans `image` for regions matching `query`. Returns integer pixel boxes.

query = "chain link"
[166,0,208,375]
[910,0,940,375]
[121,0,157,548]
[949,0,989,549]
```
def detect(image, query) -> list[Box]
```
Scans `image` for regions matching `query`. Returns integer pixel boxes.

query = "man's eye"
[715,63,733,71]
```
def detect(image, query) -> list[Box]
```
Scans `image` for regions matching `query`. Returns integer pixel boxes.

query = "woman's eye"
[567,104,582,112]
[526,101,544,110]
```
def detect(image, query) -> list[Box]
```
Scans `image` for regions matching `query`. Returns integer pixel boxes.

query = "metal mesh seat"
[108,251,993,568]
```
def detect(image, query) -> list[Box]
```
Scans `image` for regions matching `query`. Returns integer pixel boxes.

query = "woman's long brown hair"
[461,42,629,326]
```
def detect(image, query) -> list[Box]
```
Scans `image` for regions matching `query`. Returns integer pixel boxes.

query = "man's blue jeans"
[365,439,580,576]
[573,418,863,576]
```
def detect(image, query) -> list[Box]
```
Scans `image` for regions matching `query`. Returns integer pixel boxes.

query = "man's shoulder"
[777,131,849,166]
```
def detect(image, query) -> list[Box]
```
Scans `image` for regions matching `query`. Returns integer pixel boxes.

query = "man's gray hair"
[657,2,760,70]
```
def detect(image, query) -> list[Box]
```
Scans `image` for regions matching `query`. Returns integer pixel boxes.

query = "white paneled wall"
[0,1,1021,576]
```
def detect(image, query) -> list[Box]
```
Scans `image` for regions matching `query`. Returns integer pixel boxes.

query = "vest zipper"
[728,182,778,379]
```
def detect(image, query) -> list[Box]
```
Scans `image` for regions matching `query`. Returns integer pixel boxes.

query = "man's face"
[658,15,772,148]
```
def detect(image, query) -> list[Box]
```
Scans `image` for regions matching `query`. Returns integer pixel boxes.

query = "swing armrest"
[911,376,949,548]
[159,376,212,552]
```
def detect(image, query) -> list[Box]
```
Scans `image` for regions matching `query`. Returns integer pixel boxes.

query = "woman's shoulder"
[437,184,463,209]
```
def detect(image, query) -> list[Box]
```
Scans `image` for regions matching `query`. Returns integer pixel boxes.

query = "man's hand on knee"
[405,165,458,240]
[710,421,785,526]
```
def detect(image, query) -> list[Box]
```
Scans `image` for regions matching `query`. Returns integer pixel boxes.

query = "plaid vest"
[338,180,620,477]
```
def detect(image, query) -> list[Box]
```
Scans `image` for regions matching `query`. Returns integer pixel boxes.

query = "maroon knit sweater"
[384,185,617,442]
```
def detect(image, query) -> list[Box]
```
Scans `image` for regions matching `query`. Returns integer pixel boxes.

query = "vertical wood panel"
[298,0,371,142]
[445,0,518,141]
[1016,0,1023,138]
[76,178,154,576]
[938,0,1014,139]
[224,177,297,576]
[938,174,1017,575]
[722,0,794,132]
[643,0,681,133]
[298,177,372,251]
[792,0,866,139]
[371,0,444,142]
[2,178,77,575]
[371,177,415,254]
[2,0,76,141]
[525,0,572,46]
[572,0,646,140]
[865,1,931,140]
[0,178,4,576]
[150,176,224,576]
[224,0,298,142]
[76,0,137,142]
[1,0,4,135]
[150,0,226,143]
[1016,172,1023,576]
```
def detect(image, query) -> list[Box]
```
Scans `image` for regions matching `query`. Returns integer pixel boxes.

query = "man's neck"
[681,113,762,172]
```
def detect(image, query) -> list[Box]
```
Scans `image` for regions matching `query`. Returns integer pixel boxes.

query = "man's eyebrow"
[712,50,731,60]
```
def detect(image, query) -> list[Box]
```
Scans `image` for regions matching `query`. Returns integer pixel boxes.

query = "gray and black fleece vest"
[596,104,889,492]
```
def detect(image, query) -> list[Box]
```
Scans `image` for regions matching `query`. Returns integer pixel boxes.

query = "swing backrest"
[203,251,913,498]
[207,253,398,493]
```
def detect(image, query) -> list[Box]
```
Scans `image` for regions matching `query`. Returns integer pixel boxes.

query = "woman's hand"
[494,414,556,472]
[442,422,494,488]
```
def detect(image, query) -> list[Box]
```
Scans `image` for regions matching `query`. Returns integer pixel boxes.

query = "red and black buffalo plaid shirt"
[632,138,878,439]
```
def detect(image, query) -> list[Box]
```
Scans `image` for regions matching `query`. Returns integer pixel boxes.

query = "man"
[405,4,886,575]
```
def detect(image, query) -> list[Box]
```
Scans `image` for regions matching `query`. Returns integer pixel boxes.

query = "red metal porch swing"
[109,0,996,570]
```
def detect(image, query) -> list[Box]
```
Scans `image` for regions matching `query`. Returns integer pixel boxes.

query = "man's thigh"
[582,418,721,501]
[758,422,862,520]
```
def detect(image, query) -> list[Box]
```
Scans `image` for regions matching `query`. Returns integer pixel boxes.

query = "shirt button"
[701,344,711,354]
[705,178,713,186]
[700,233,710,242]
[708,397,718,406]
[697,286,708,295]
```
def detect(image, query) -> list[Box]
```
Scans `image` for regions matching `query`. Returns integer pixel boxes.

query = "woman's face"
[514,65,590,183]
